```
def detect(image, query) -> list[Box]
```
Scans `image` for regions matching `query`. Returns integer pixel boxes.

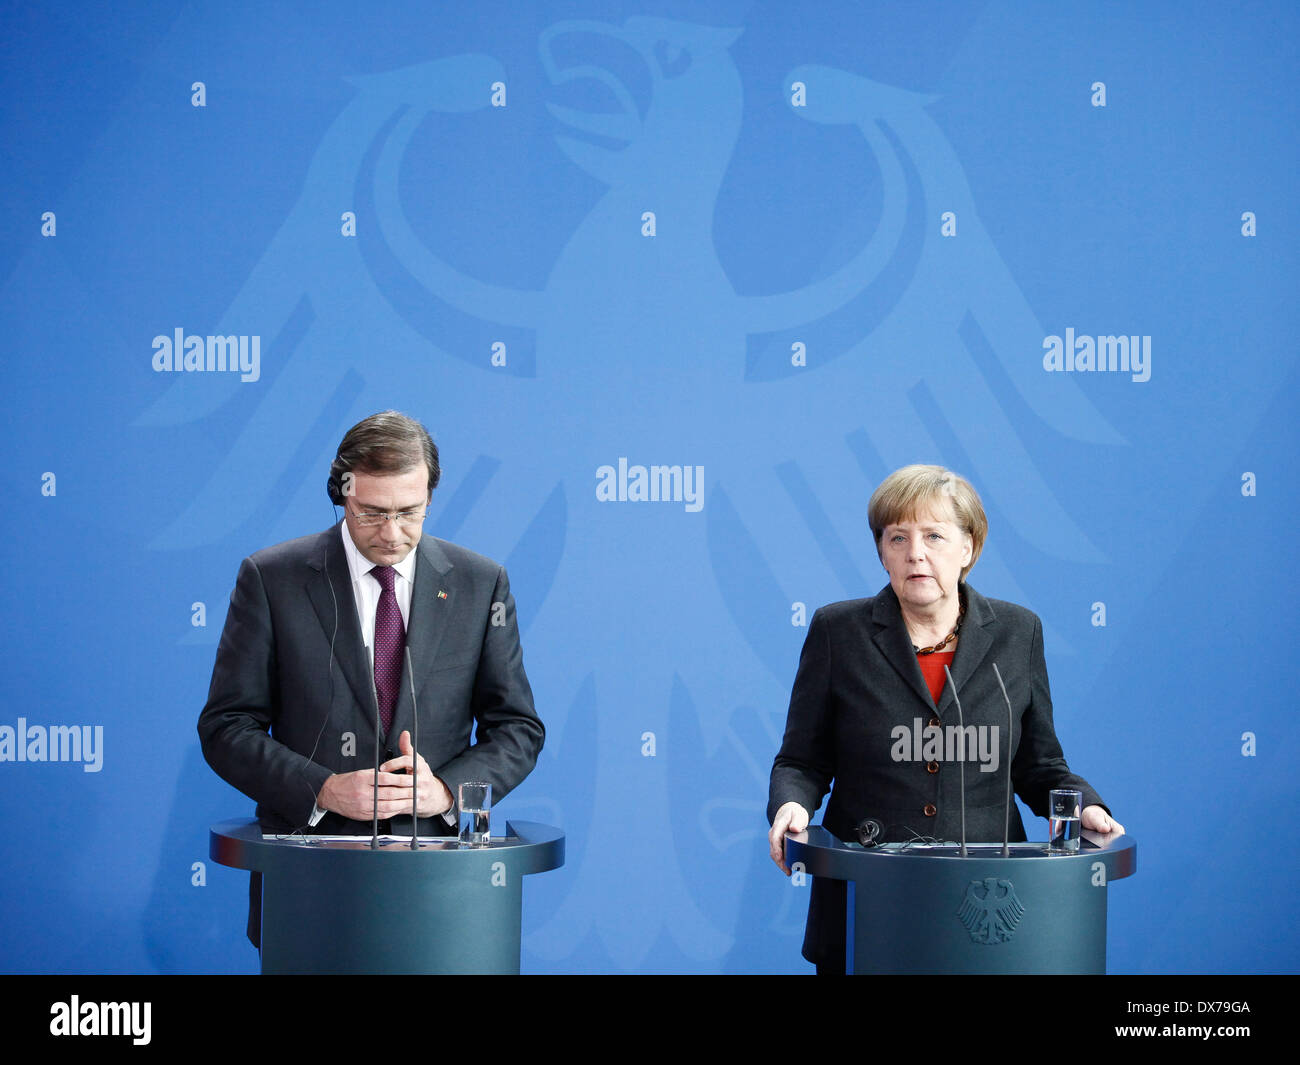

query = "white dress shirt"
[339,519,416,648]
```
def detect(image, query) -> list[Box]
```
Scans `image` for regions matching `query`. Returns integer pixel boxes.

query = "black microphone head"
[855,819,884,847]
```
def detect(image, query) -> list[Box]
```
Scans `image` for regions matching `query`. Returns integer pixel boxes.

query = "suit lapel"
[388,535,455,740]
[935,585,996,720]
[305,524,377,738]
[870,586,934,710]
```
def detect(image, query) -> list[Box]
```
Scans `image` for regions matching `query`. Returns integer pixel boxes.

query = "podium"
[785,828,1136,974]
[210,819,564,974]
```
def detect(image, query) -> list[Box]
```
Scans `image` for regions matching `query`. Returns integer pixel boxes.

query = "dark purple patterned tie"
[371,565,405,735]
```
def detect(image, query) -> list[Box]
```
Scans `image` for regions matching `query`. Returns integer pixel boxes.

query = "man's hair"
[327,410,440,504]
[867,464,988,580]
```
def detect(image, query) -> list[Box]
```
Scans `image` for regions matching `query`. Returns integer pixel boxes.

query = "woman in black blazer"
[767,464,1123,971]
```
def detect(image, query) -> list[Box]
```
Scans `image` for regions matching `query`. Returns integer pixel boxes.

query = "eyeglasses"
[349,507,428,527]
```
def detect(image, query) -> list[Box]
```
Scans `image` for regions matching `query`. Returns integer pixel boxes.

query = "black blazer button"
[926,760,939,774]
[923,803,937,817]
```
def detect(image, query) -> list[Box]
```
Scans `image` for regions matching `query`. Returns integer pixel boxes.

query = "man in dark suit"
[767,464,1121,971]
[199,411,544,941]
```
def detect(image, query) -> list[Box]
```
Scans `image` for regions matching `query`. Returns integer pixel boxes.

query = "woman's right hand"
[769,802,811,875]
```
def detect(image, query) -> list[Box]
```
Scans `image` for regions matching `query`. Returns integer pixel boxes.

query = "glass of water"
[1048,788,1082,854]
[457,782,491,847]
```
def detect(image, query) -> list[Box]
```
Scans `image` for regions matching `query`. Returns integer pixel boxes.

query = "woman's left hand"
[1082,805,1124,836]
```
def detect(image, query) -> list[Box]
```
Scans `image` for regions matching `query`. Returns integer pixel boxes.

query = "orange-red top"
[917,650,956,705]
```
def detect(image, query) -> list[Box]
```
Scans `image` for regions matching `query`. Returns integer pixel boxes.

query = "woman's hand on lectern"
[769,802,810,875]
[1082,805,1124,837]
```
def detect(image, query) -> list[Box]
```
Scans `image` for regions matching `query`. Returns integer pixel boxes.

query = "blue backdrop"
[2,0,1296,974]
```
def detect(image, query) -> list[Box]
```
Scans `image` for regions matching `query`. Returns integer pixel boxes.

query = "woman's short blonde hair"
[867,465,988,580]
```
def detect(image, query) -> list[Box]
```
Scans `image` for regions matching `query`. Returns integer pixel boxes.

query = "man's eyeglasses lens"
[353,510,426,527]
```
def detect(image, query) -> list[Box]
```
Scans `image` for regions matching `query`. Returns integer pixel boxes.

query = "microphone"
[855,819,884,847]
[369,643,381,850]
[942,664,968,857]
[991,663,1014,858]
[405,646,419,850]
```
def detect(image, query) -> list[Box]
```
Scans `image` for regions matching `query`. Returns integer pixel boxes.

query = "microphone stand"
[406,647,419,850]
[369,645,381,850]
[992,663,1014,858]
[943,665,968,858]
